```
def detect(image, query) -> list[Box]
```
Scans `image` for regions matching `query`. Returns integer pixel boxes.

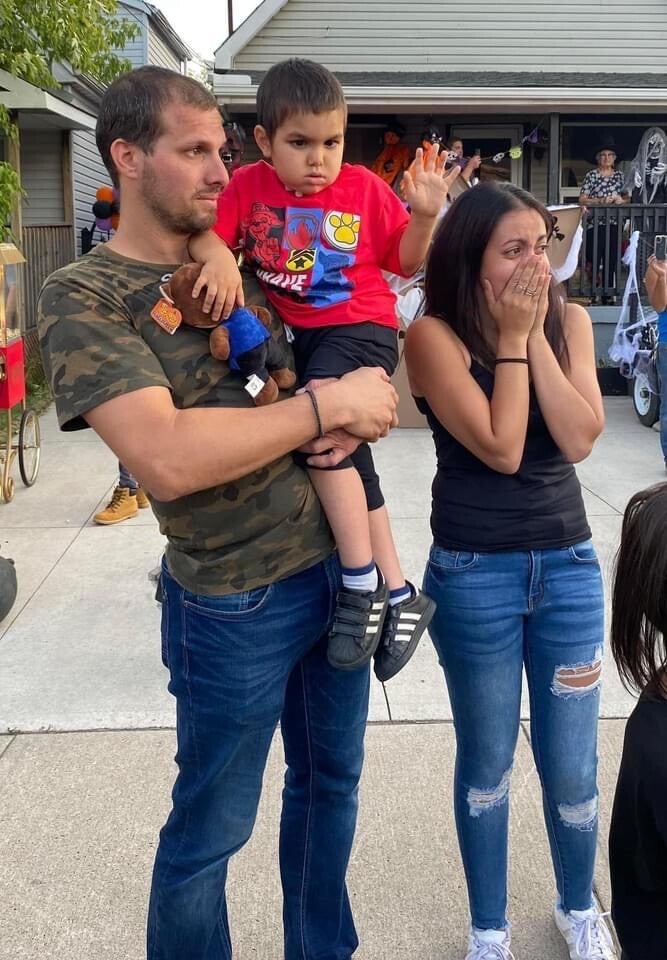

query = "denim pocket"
[183,583,274,620]
[429,544,480,571]
[567,539,599,564]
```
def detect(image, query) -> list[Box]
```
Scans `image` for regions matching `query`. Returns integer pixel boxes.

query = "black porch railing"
[567,204,667,304]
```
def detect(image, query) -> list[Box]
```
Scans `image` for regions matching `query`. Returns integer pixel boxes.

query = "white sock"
[341,562,378,593]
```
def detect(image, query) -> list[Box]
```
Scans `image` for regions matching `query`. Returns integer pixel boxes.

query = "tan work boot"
[136,487,150,509]
[93,486,139,525]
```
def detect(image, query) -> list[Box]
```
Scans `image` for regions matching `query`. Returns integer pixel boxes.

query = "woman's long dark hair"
[611,483,667,693]
[424,182,567,369]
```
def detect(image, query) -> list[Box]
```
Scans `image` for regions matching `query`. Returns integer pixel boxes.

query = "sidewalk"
[0,398,663,959]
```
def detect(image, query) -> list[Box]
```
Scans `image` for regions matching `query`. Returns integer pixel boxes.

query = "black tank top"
[414,358,591,552]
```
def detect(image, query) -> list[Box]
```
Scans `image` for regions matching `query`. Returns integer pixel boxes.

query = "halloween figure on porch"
[626,126,667,205]
[370,119,411,193]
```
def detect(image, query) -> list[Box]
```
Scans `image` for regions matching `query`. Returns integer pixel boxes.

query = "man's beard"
[141,171,217,236]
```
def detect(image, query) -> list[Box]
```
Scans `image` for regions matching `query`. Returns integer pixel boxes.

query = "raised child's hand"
[401,146,461,218]
[191,246,244,322]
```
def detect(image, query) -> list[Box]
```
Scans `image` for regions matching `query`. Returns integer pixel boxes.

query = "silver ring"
[525,288,537,297]
[516,284,527,293]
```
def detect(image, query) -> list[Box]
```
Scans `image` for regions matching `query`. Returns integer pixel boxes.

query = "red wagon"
[0,243,40,503]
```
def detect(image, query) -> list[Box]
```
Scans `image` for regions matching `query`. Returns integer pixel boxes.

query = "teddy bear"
[165,262,296,405]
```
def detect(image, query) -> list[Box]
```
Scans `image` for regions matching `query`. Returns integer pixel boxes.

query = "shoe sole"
[373,595,436,682]
[327,594,389,671]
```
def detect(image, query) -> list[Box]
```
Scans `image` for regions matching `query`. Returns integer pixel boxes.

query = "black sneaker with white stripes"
[327,572,389,670]
[373,582,436,682]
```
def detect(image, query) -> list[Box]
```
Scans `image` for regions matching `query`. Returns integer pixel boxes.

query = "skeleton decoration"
[625,127,667,204]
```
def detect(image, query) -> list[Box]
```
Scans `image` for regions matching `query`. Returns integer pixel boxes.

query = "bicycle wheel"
[18,408,40,486]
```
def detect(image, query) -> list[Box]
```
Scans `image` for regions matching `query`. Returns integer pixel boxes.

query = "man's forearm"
[84,371,396,502]
[399,213,438,275]
[152,390,350,499]
[646,270,667,313]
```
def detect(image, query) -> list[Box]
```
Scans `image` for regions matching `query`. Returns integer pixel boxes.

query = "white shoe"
[554,904,618,959]
[465,927,514,960]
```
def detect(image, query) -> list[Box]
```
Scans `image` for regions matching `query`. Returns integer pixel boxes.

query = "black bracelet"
[495,357,529,365]
[304,387,325,438]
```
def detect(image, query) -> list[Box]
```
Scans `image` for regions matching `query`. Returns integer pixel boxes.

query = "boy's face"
[254,109,346,196]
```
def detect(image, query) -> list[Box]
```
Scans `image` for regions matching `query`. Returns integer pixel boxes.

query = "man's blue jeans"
[148,554,369,960]
[423,541,604,931]
[657,342,667,462]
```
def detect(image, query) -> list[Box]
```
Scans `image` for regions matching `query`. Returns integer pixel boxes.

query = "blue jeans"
[118,460,138,490]
[148,554,369,960]
[423,540,604,930]
[657,343,667,461]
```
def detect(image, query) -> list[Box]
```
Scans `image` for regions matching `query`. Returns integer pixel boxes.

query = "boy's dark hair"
[96,66,220,186]
[612,482,667,693]
[424,182,567,370]
[256,59,347,138]
[446,135,463,149]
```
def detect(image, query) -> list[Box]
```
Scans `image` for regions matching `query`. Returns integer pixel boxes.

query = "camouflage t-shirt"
[37,245,333,595]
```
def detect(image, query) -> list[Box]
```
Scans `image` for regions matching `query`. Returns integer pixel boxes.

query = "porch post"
[547,112,560,205]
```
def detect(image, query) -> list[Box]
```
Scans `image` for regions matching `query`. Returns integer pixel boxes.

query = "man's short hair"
[256,59,347,139]
[96,66,220,186]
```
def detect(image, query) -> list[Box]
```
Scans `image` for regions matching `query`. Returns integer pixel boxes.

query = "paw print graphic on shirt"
[323,211,361,251]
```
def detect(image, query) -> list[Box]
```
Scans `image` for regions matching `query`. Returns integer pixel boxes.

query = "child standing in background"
[609,482,667,960]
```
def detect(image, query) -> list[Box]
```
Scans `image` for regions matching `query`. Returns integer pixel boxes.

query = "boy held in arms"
[192,59,457,680]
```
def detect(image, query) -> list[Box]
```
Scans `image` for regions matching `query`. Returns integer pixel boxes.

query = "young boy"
[193,59,456,681]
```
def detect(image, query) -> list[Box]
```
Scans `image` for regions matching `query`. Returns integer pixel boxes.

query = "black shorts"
[291,322,399,382]
[292,322,399,512]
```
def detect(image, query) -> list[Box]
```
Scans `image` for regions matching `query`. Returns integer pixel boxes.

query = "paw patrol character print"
[245,203,284,269]
[323,211,361,252]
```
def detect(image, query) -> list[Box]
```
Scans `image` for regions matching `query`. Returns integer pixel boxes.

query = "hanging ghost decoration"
[625,127,667,204]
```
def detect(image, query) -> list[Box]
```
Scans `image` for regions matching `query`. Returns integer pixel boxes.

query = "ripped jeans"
[423,540,604,931]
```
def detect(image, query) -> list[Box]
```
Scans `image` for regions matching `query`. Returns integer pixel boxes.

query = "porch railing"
[19,224,75,333]
[567,204,667,304]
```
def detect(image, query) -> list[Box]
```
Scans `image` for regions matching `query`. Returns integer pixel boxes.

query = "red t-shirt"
[214,161,410,330]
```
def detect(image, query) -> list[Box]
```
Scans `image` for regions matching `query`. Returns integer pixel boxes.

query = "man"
[37,66,397,960]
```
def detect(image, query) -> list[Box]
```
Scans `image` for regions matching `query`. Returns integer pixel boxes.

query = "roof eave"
[213,0,289,69]
[214,79,667,113]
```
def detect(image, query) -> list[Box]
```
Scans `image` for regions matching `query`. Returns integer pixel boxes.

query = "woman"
[406,183,612,960]
[579,140,628,304]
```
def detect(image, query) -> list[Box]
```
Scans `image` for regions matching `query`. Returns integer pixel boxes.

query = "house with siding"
[214,0,667,200]
[0,0,190,339]
[213,0,667,308]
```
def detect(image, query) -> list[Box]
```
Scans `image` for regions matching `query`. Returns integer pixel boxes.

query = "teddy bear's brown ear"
[168,262,216,329]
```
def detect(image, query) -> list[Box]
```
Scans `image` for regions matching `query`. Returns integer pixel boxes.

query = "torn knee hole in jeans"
[551,650,603,698]
[558,795,598,831]
[467,766,512,818]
